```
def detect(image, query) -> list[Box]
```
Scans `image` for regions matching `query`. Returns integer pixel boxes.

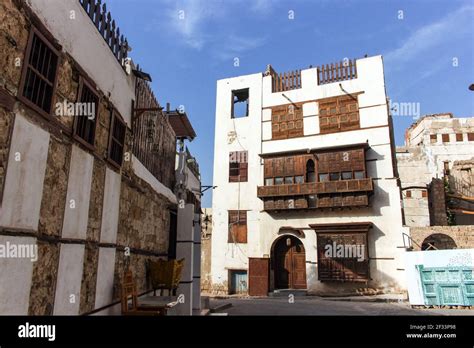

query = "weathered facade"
[211,56,408,296]
[200,208,212,294]
[0,0,200,315]
[396,113,474,228]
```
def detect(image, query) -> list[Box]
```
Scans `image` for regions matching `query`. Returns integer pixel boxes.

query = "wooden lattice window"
[108,110,126,167]
[456,133,463,142]
[441,134,450,143]
[316,148,366,180]
[73,78,99,147]
[229,151,248,182]
[228,210,247,243]
[430,134,437,143]
[319,95,359,134]
[271,103,303,140]
[19,28,59,117]
[316,231,369,282]
[468,133,474,141]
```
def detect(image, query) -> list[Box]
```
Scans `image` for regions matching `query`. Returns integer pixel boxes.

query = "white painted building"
[211,56,408,295]
[396,113,474,227]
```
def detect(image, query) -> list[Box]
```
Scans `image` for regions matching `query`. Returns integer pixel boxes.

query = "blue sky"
[107,0,474,208]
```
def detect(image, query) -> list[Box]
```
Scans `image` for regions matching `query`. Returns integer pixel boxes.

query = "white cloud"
[212,35,267,61]
[385,5,474,66]
[164,0,223,50]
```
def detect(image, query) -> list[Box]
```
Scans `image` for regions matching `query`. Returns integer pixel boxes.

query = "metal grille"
[109,112,126,166]
[22,32,58,114]
[74,81,98,146]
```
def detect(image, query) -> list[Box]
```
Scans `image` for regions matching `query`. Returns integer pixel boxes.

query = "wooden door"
[249,258,270,296]
[274,236,307,289]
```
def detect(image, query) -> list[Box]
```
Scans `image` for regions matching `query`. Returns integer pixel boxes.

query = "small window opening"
[232,88,249,118]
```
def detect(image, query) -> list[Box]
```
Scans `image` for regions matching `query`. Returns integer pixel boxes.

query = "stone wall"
[0,0,179,315]
[429,178,448,226]
[410,226,474,251]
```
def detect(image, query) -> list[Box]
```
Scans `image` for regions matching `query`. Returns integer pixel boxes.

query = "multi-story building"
[396,114,474,227]
[211,56,407,295]
[0,0,200,315]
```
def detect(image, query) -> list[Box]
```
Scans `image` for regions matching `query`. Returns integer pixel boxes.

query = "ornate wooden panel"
[319,95,360,134]
[316,231,369,282]
[271,103,304,140]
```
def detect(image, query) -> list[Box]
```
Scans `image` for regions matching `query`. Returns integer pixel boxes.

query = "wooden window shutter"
[229,151,248,182]
[264,158,274,178]
[228,210,247,243]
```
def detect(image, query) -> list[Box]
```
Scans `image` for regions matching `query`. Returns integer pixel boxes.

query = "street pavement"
[210,297,474,316]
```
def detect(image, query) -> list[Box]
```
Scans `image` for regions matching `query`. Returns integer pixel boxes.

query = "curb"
[210,303,233,313]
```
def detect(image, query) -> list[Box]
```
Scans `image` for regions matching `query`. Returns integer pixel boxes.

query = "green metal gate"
[416,265,474,306]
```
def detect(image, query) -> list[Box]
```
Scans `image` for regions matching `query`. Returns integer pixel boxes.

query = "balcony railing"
[79,0,129,64]
[257,178,373,198]
[265,65,302,93]
[317,58,357,85]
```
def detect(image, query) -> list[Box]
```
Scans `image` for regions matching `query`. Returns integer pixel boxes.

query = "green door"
[417,265,474,306]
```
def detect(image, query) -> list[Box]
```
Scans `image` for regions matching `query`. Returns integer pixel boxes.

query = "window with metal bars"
[74,78,99,147]
[108,111,126,167]
[19,28,59,117]
[229,151,248,182]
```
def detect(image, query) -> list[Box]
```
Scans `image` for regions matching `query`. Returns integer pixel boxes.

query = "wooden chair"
[121,270,169,316]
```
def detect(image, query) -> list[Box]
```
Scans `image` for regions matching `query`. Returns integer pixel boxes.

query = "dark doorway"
[306,159,315,182]
[168,209,178,259]
[273,236,307,289]
[421,233,457,250]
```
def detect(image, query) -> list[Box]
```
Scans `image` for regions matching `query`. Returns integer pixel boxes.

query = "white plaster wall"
[28,0,135,126]
[176,204,194,315]
[100,168,121,244]
[262,125,391,155]
[94,247,116,309]
[186,167,201,201]
[53,243,85,315]
[0,235,35,314]
[211,73,263,287]
[192,214,201,314]
[61,145,93,239]
[132,155,177,204]
[404,249,474,305]
[0,113,49,230]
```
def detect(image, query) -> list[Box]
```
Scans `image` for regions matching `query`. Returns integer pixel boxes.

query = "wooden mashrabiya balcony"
[257,178,373,197]
[257,178,374,211]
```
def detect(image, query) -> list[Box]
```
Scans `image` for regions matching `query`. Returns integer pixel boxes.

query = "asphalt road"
[210,297,474,316]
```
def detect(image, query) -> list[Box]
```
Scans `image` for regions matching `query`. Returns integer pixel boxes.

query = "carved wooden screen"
[319,95,359,134]
[317,232,369,281]
[271,103,304,140]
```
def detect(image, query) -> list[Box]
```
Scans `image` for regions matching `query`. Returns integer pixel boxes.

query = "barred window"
[108,111,126,167]
[73,78,99,147]
[20,29,59,116]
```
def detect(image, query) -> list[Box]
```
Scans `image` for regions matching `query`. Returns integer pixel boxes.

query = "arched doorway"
[306,159,316,183]
[421,233,457,250]
[273,236,307,289]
